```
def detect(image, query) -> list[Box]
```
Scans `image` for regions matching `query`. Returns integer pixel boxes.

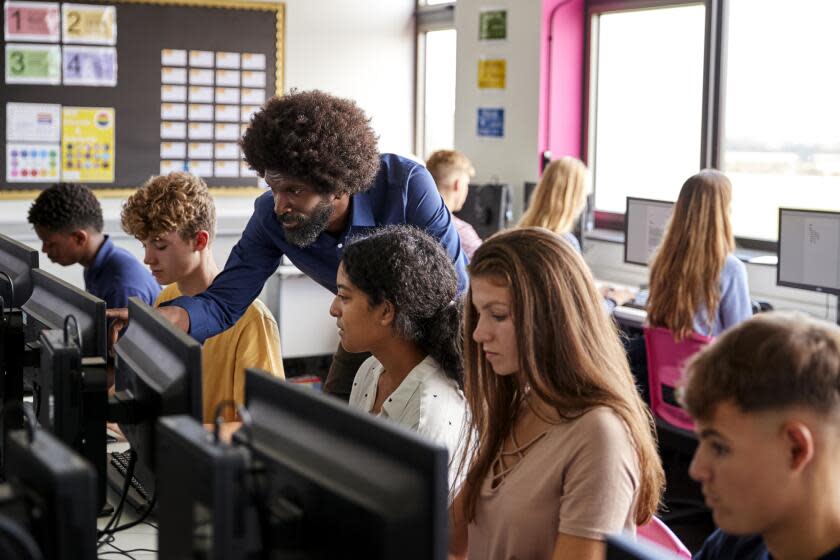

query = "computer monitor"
[110,297,202,472]
[156,415,255,559]
[624,197,674,266]
[455,183,512,240]
[524,181,537,209]
[1,425,97,560]
[777,208,840,296]
[21,269,107,362]
[156,369,449,559]
[0,233,38,309]
[606,532,679,559]
[35,329,108,512]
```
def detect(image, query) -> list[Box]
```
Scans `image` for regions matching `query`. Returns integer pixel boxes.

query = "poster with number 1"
[4,1,60,42]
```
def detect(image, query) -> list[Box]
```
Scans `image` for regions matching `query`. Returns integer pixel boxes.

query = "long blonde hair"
[460,227,664,525]
[519,157,588,234]
[647,169,735,339]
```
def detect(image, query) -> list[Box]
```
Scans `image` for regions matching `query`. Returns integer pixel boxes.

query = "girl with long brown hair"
[449,227,664,560]
[646,169,751,339]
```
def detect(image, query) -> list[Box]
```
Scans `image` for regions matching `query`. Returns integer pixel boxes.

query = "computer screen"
[21,268,107,362]
[0,233,38,308]
[178,368,447,559]
[777,208,840,296]
[2,424,97,560]
[111,297,202,472]
[624,197,674,266]
[524,181,537,209]
[156,415,254,559]
[35,328,108,512]
[455,183,512,240]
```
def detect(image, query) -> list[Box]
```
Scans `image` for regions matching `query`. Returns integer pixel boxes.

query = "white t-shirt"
[349,354,469,496]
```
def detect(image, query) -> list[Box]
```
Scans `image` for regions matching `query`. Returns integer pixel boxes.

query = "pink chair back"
[644,326,712,431]
[638,516,691,558]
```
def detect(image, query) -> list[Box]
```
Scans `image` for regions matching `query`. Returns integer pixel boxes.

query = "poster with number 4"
[63,45,117,86]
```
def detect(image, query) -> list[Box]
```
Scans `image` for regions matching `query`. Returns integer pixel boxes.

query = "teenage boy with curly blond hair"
[121,172,284,423]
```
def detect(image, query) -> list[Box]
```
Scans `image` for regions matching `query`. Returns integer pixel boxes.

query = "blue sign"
[477,107,504,138]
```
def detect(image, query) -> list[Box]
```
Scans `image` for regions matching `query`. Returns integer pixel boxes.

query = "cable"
[0,514,43,560]
[106,491,156,535]
[96,450,137,546]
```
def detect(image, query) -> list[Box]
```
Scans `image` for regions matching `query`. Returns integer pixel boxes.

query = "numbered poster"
[63,45,117,86]
[62,3,116,45]
[5,42,60,84]
[4,1,60,42]
[61,106,115,182]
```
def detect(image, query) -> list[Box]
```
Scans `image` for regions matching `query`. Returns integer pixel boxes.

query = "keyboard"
[106,450,156,513]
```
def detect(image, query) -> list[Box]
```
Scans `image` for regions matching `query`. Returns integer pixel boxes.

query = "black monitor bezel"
[0,233,38,308]
[776,207,840,296]
[21,268,107,361]
[623,196,674,267]
[240,368,449,560]
[113,297,203,471]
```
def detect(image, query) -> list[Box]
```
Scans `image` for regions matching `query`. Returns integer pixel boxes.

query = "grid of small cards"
[159,48,267,179]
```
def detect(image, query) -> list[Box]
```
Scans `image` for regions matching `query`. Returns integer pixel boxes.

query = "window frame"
[584,0,773,251]
[414,2,456,159]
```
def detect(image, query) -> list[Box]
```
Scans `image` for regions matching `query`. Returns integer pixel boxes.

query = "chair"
[638,517,691,559]
[644,326,712,432]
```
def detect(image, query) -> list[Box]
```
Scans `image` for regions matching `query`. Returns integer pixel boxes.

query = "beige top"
[467,406,639,560]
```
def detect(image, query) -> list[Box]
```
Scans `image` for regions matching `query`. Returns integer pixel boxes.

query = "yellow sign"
[62,4,117,45]
[477,59,506,89]
[61,107,115,183]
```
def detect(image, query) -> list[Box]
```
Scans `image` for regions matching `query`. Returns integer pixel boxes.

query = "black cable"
[106,491,156,535]
[0,514,43,560]
[97,450,137,545]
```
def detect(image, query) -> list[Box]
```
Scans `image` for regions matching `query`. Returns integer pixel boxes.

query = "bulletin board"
[1,0,283,197]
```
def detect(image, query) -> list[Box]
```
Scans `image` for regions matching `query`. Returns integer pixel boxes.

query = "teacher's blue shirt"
[84,235,160,309]
[166,154,468,343]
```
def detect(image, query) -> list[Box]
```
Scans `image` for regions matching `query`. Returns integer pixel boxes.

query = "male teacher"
[153,89,468,400]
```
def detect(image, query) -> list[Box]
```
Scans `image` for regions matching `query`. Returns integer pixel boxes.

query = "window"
[416,3,456,160]
[723,0,840,240]
[588,4,706,213]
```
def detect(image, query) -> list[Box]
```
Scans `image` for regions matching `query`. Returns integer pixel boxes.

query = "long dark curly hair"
[240,89,381,196]
[341,225,464,387]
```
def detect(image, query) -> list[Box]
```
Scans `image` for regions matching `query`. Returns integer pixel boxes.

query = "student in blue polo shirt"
[683,313,840,560]
[141,90,467,401]
[28,182,160,309]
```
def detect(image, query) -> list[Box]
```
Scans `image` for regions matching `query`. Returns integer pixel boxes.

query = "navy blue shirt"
[167,154,469,343]
[693,530,840,560]
[83,235,160,309]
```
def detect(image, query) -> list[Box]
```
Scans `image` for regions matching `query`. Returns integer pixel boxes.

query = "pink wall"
[539,0,586,169]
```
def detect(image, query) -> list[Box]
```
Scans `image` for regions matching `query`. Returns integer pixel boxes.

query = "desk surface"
[98,442,158,559]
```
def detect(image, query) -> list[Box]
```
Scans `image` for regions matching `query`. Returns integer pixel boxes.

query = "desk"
[98,442,158,559]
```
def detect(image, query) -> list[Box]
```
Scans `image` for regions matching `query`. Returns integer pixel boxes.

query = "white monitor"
[777,208,840,295]
[624,197,674,266]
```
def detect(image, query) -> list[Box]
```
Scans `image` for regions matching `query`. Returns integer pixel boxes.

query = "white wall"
[284,0,416,156]
[454,0,542,216]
